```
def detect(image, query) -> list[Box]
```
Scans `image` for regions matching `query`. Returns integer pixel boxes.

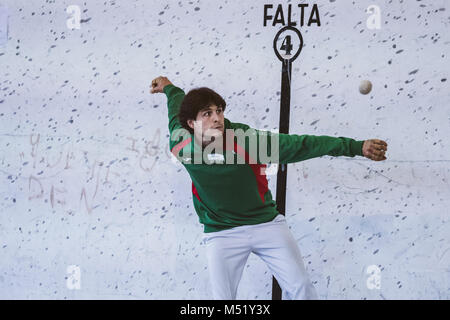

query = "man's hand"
[150,76,173,94]
[362,139,388,161]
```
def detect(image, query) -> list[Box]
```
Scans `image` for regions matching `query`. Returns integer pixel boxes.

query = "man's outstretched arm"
[150,76,185,133]
[277,133,388,162]
[231,121,388,163]
[278,133,388,162]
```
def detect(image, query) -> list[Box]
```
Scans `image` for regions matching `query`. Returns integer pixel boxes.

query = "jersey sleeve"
[163,84,185,133]
[230,121,364,164]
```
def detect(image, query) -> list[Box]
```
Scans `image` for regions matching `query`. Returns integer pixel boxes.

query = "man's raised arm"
[150,76,185,133]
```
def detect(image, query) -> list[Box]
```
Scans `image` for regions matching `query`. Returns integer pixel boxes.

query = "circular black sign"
[273,26,303,62]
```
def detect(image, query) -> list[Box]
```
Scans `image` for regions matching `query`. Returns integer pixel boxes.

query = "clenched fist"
[150,76,173,94]
[362,139,388,161]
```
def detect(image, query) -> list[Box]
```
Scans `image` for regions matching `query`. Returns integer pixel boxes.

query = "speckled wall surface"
[0,0,449,299]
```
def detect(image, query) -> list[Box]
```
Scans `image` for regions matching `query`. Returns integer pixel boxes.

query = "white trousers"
[203,214,318,300]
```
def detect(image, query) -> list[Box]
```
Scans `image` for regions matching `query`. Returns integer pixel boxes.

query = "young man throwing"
[150,76,388,300]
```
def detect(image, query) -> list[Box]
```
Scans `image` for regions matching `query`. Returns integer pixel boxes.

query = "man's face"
[187,104,224,147]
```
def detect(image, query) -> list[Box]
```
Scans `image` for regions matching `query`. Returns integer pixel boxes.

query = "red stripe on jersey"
[170,137,202,203]
[171,137,192,157]
[192,182,202,203]
[234,142,269,204]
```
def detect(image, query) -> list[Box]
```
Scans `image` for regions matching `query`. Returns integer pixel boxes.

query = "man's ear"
[187,119,195,130]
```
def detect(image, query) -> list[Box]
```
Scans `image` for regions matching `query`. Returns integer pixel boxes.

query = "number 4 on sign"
[280,36,293,56]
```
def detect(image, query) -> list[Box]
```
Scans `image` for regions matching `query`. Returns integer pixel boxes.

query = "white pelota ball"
[359,80,372,95]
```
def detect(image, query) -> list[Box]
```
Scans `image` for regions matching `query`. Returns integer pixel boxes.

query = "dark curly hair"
[178,87,227,134]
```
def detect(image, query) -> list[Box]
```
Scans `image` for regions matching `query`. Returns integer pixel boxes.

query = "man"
[150,76,388,300]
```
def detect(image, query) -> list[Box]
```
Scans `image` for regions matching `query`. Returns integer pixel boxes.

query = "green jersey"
[164,84,364,233]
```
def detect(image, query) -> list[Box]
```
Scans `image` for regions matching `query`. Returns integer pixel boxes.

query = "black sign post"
[272,26,303,300]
